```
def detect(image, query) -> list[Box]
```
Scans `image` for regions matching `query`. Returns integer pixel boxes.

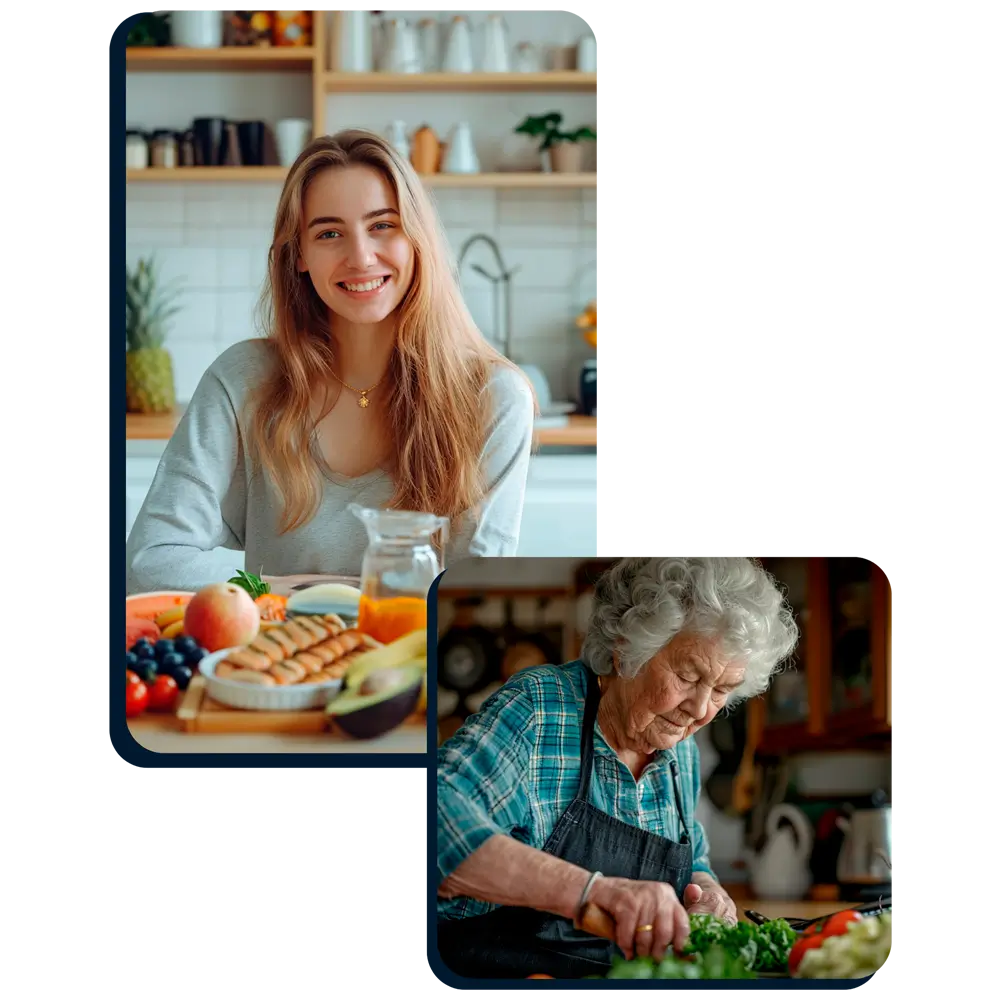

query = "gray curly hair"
[580,558,799,703]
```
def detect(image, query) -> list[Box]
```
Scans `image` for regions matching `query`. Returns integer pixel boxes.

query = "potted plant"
[125,12,171,47]
[514,112,596,173]
[125,255,181,414]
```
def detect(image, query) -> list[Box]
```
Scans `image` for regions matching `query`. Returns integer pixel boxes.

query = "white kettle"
[748,804,814,900]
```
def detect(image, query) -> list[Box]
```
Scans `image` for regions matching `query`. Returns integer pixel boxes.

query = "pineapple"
[125,255,180,414]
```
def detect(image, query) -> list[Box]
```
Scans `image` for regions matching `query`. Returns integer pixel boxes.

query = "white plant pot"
[171,11,223,49]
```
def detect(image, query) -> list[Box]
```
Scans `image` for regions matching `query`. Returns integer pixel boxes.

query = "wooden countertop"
[732,899,867,922]
[125,408,596,448]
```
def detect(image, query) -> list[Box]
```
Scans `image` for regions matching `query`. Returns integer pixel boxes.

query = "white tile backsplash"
[127,184,595,404]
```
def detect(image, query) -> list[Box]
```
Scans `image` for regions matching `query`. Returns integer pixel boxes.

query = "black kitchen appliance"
[579,359,596,416]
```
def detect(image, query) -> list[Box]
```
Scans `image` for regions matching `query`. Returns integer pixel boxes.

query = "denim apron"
[437,670,694,979]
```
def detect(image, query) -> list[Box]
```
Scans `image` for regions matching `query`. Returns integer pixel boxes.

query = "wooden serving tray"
[175,676,426,735]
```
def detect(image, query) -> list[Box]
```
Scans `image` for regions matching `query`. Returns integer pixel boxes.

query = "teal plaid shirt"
[437,660,717,921]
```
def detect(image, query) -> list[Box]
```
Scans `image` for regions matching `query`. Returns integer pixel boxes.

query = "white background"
[0,0,1000,1000]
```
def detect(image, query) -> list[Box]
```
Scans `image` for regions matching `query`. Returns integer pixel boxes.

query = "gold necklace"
[330,370,387,409]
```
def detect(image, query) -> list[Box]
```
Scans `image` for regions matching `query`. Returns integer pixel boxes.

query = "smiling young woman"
[125,129,536,595]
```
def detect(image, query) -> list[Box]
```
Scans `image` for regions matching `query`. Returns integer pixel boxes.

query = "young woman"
[126,129,535,595]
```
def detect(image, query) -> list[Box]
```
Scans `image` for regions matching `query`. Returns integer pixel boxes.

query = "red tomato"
[147,674,179,712]
[125,679,149,717]
[817,910,862,938]
[788,935,825,975]
[126,670,142,687]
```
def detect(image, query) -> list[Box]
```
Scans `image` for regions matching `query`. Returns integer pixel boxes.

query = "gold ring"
[636,924,654,933]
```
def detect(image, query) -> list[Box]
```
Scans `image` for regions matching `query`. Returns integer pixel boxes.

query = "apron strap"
[574,669,602,804]
[669,758,692,844]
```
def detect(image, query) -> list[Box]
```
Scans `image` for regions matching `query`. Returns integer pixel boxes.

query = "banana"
[161,620,185,639]
[155,606,187,629]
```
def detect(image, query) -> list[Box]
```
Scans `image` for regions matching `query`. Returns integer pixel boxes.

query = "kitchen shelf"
[126,167,288,183]
[600,73,1000,97]
[126,168,596,188]
[600,174,1000,194]
[425,173,595,188]
[323,71,596,93]
[126,46,317,72]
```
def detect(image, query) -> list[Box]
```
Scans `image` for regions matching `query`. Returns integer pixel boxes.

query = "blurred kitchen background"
[123,11,597,561]
[435,558,891,917]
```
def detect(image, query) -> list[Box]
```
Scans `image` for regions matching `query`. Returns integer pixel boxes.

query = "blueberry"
[134,658,159,684]
[125,651,139,669]
[131,639,155,659]
[154,638,175,660]
[174,635,198,656]
[185,647,208,667]
[167,664,193,691]
[159,652,186,672]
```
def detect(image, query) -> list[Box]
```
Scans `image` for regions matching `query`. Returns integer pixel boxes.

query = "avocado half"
[325,663,423,739]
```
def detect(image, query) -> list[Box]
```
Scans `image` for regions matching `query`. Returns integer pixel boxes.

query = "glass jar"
[349,504,449,645]
[125,130,148,169]
[149,130,178,168]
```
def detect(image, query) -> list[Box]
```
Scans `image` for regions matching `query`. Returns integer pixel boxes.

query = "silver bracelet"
[576,870,603,921]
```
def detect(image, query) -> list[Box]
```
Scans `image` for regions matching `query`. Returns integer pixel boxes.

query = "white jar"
[171,11,223,49]
[576,35,597,72]
[126,130,148,169]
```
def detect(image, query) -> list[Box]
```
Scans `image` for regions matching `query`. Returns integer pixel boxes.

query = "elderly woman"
[435,558,799,979]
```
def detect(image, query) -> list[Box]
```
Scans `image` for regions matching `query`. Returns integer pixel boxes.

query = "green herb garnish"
[228,569,271,600]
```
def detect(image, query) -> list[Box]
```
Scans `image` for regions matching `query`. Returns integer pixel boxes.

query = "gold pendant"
[358,393,370,408]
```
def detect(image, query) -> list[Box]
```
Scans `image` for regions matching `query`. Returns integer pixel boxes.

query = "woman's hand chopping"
[586,876,691,961]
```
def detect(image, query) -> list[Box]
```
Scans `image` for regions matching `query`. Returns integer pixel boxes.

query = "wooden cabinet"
[754,558,891,755]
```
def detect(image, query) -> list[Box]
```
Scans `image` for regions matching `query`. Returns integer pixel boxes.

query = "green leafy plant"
[125,12,171,47]
[514,112,596,151]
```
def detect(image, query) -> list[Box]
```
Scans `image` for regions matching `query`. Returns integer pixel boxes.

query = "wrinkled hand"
[587,876,690,962]
[683,881,738,925]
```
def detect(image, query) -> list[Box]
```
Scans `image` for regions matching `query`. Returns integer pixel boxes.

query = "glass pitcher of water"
[349,504,449,645]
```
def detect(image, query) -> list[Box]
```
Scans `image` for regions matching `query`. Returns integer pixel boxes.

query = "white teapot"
[748,804,814,900]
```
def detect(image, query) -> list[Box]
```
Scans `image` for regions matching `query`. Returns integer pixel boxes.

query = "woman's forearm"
[438,833,592,920]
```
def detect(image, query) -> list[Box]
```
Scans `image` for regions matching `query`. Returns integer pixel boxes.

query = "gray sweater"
[125,340,535,595]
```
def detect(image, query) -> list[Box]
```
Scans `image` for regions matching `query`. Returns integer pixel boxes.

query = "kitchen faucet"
[457,233,520,358]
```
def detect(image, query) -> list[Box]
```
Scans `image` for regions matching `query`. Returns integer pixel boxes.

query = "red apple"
[184,582,260,653]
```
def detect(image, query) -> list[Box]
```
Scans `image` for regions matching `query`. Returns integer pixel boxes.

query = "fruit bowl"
[198,647,344,711]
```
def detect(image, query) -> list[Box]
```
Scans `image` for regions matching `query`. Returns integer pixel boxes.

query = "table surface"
[127,715,427,754]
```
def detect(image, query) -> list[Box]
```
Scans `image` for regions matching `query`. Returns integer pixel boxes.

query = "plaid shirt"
[437,660,717,921]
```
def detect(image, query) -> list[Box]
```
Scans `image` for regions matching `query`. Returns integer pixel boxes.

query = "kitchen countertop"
[125,408,596,448]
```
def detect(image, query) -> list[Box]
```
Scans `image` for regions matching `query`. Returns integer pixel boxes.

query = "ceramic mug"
[275,118,312,167]
[172,11,224,48]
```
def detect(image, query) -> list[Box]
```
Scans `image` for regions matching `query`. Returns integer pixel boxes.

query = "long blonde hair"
[247,129,528,533]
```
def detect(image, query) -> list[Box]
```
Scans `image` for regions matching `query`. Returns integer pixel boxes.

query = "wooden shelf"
[600,174,1000,194]
[424,172,595,188]
[126,167,287,183]
[323,70,596,93]
[126,168,596,188]
[600,73,1000,97]
[126,46,316,72]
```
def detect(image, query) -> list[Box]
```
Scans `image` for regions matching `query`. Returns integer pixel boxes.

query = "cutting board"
[175,675,426,735]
